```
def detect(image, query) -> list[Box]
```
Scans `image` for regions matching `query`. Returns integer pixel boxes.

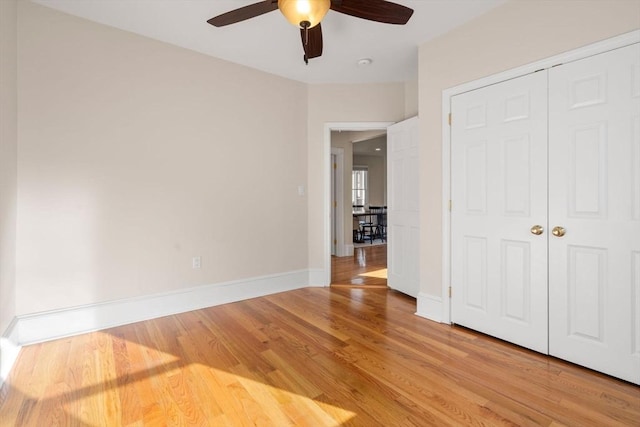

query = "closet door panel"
[549,43,640,385]
[451,71,548,353]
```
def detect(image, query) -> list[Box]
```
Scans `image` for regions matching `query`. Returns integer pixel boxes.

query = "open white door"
[387,117,420,298]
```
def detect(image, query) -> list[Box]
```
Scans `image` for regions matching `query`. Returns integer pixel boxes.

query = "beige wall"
[419,0,640,297]
[15,0,632,324]
[0,0,18,334]
[16,1,309,314]
[404,78,419,118]
[307,84,406,269]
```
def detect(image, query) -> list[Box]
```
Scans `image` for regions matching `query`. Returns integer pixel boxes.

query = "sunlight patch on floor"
[359,268,387,279]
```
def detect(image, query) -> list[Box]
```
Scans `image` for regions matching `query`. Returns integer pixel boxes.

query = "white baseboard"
[11,269,312,347]
[1,318,21,387]
[416,292,446,323]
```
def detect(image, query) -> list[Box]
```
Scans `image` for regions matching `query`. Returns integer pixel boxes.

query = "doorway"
[324,122,393,288]
[334,131,388,288]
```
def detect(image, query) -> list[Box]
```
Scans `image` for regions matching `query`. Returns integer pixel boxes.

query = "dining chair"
[362,206,384,244]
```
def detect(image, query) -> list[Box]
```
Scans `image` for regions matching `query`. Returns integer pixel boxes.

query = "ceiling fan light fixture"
[278,0,330,29]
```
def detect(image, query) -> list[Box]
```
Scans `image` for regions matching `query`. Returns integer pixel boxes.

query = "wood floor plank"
[261,349,323,399]
[110,331,143,426]
[1,261,638,426]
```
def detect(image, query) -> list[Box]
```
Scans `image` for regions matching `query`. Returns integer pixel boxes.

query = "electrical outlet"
[192,256,201,269]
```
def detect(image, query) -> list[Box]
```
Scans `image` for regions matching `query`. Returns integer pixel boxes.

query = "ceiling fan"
[207,0,413,64]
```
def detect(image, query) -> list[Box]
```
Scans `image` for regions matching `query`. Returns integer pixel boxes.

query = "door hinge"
[448,113,452,126]
[333,239,337,245]
[449,286,452,298]
[333,201,337,208]
[333,162,337,170]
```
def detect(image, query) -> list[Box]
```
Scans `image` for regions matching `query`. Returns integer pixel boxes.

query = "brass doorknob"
[530,225,544,235]
[552,226,566,237]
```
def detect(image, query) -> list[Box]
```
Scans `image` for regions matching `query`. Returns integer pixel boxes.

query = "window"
[352,167,368,207]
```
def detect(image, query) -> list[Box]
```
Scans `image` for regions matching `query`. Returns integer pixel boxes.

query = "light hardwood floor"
[1,280,638,425]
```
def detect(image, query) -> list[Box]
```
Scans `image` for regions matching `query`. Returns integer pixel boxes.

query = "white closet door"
[387,116,420,298]
[451,72,549,353]
[548,43,640,384]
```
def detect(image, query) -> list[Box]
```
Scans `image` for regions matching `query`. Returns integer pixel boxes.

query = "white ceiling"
[32,0,506,84]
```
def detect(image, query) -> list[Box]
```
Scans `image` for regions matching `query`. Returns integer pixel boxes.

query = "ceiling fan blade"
[207,0,278,27]
[300,23,323,61]
[330,0,413,25]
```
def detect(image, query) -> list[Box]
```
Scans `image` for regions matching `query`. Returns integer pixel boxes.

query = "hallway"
[330,245,387,288]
